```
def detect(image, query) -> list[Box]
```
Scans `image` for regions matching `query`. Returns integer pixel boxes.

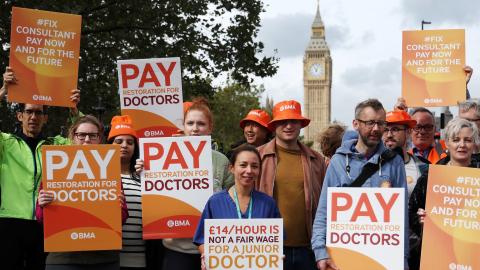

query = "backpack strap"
[349,149,398,187]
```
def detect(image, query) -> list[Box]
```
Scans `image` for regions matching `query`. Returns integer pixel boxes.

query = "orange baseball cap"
[239,109,272,130]
[268,100,310,130]
[386,110,417,128]
[108,115,137,141]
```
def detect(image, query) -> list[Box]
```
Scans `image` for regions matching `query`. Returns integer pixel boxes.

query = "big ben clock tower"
[303,1,332,151]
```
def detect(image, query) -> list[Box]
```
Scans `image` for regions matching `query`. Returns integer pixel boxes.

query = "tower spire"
[312,0,323,27]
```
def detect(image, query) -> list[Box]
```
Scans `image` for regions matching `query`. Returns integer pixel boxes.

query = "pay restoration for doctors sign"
[41,145,121,252]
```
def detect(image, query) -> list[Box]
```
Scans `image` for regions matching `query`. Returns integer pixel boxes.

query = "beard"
[359,131,381,148]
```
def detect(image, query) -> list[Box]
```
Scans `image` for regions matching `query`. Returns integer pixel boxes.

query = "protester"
[316,123,346,165]
[107,115,150,270]
[193,144,281,269]
[458,99,480,130]
[0,66,80,270]
[228,109,272,158]
[311,99,408,270]
[382,110,429,198]
[408,107,446,164]
[37,115,128,270]
[408,117,480,270]
[239,109,272,147]
[257,100,326,270]
[158,97,233,270]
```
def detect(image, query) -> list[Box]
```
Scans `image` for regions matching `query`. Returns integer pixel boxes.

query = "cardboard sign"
[140,136,213,239]
[402,29,465,107]
[421,165,480,269]
[327,188,405,270]
[41,145,121,252]
[204,219,283,270]
[117,58,183,138]
[9,7,81,107]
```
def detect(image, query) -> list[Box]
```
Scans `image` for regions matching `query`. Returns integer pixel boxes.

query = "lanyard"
[233,187,253,219]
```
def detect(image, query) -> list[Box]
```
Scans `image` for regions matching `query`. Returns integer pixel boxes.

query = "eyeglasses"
[22,110,45,117]
[356,119,387,128]
[74,132,100,140]
[384,127,406,134]
[412,124,434,132]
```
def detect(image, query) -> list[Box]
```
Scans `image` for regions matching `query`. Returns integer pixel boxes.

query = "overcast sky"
[256,0,480,127]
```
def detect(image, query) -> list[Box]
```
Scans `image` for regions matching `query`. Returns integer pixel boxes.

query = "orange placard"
[41,145,121,252]
[117,58,183,138]
[140,136,213,239]
[402,29,465,107]
[327,188,405,270]
[9,7,81,107]
[421,165,480,269]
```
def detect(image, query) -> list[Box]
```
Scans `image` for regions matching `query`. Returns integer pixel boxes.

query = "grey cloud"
[259,13,311,58]
[325,25,353,49]
[341,57,401,87]
[259,13,354,58]
[400,0,480,25]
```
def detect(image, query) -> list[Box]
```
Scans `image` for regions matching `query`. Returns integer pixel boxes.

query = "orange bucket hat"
[386,110,417,128]
[239,109,272,130]
[268,100,310,130]
[108,115,137,141]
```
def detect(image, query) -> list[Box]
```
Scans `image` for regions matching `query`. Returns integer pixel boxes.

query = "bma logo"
[144,130,164,137]
[32,94,52,101]
[70,232,96,240]
[449,262,472,270]
[115,124,132,129]
[279,105,295,111]
[166,219,190,228]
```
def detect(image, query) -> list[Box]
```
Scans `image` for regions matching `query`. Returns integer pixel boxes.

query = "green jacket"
[0,132,69,220]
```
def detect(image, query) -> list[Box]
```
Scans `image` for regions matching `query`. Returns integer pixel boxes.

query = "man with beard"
[383,110,429,198]
[312,99,408,270]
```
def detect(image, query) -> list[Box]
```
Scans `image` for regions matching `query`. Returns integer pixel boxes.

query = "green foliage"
[211,83,263,152]
[0,0,278,135]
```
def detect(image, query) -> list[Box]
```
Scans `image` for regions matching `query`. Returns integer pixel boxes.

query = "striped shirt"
[120,174,146,268]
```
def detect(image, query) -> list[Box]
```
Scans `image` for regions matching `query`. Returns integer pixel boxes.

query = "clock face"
[309,63,324,78]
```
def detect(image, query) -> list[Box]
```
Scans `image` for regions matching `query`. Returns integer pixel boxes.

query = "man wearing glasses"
[0,67,80,270]
[312,99,408,270]
[408,107,446,164]
[382,110,428,199]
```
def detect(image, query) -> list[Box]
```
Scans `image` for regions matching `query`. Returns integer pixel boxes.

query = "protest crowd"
[1,6,479,270]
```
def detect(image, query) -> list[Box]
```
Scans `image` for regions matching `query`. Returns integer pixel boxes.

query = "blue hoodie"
[311,138,409,266]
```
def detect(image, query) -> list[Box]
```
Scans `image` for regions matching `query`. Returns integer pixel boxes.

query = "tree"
[0,0,278,135]
[211,83,263,152]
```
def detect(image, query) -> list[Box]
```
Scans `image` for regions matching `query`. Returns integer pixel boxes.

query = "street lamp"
[421,20,431,30]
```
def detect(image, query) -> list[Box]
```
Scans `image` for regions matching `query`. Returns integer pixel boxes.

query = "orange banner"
[140,136,213,239]
[117,58,183,138]
[402,29,465,107]
[421,165,480,269]
[9,7,81,107]
[327,188,405,270]
[41,145,122,252]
